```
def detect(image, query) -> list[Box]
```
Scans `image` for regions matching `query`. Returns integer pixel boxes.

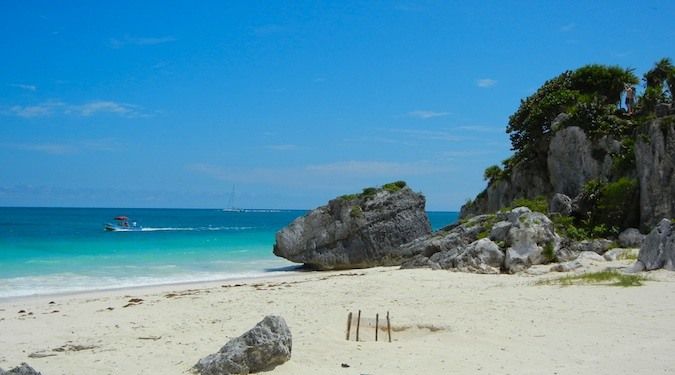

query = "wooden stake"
[356,310,361,342]
[346,312,353,341]
[386,311,391,343]
[375,313,379,342]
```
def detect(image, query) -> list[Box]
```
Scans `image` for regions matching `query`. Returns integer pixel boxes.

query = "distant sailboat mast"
[223,185,242,212]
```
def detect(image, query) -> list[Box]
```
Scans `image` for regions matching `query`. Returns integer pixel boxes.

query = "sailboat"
[222,185,245,212]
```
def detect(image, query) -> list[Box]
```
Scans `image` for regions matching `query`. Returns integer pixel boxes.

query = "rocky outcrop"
[618,228,644,248]
[193,315,292,375]
[547,126,619,198]
[549,193,572,215]
[635,118,675,229]
[0,363,42,375]
[504,210,560,273]
[452,238,504,274]
[461,125,618,219]
[566,239,615,255]
[461,117,675,233]
[273,186,431,270]
[401,207,559,273]
[484,160,552,214]
[637,219,675,271]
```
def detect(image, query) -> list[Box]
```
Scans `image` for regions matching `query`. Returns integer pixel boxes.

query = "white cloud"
[4,100,146,118]
[110,35,176,48]
[10,83,37,91]
[7,101,63,118]
[69,101,140,117]
[407,110,450,119]
[476,79,497,88]
[560,23,575,32]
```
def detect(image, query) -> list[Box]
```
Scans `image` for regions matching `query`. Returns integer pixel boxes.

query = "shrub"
[361,187,378,197]
[350,206,363,218]
[508,196,549,213]
[383,180,406,192]
[340,194,359,201]
[596,177,637,229]
[543,241,556,262]
[577,178,638,236]
[611,137,636,175]
[483,165,503,183]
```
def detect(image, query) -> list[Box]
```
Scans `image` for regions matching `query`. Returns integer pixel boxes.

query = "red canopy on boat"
[114,216,129,221]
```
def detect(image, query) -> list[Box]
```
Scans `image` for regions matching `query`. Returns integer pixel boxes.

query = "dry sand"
[1,262,675,375]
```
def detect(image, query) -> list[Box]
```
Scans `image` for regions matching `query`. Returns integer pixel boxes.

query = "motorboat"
[104,216,141,231]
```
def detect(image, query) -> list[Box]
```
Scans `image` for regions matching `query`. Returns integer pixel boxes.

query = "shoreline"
[2,263,675,374]
[0,265,308,304]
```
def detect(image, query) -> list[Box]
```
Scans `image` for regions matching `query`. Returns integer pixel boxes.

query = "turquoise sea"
[0,207,458,298]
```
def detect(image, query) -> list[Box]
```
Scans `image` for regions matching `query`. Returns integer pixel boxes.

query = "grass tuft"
[537,269,646,287]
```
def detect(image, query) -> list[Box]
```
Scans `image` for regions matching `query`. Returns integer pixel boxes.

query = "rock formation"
[193,315,292,375]
[618,228,645,248]
[0,363,43,375]
[401,207,560,274]
[548,126,620,197]
[635,117,675,229]
[462,117,675,233]
[503,210,560,273]
[273,185,431,270]
[636,219,675,271]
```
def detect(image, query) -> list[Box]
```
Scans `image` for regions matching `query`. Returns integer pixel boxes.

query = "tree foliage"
[483,165,502,183]
[506,64,639,164]
[640,58,675,111]
[506,71,576,162]
[570,64,638,105]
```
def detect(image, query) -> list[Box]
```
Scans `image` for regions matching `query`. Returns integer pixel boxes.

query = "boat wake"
[112,226,255,232]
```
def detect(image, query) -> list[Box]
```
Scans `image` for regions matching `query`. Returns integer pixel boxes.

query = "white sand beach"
[2,262,675,375]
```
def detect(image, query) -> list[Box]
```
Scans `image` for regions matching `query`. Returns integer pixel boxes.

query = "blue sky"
[1,1,674,210]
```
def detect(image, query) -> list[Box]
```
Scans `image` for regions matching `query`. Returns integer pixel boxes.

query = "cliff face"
[547,127,620,197]
[462,125,618,217]
[461,115,675,231]
[273,186,431,270]
[636,117,675,229]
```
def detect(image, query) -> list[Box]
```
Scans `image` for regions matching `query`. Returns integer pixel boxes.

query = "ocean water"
[0,207,458,298]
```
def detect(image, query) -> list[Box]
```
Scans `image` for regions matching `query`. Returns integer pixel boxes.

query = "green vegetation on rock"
[506,64,638,164]
[338,181,409,203]
[350,206,363,218]
[639,58,674,112]
[383,180,407,192]
[483,165,503,184]
[506,196,548,213]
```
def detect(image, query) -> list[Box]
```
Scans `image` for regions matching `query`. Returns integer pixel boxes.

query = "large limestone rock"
[549,193,572,216]
[452,238,504,274]
[504,210,560,273]
[0,363,42,375]
[547,126,619,198]
[193,315,292,375]
[273,186,431,270]
[637,219,675,271]
[635,118,675,229]
[399,214,497,269]
[618,228,644,248]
